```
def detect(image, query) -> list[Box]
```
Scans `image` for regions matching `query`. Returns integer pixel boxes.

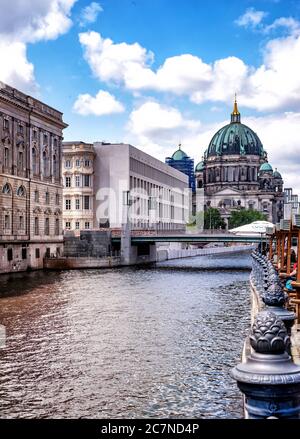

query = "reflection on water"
[0,253,251,418]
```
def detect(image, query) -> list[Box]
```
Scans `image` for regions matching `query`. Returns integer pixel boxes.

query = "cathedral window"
[17,186,26,197]
[2,183,11,195]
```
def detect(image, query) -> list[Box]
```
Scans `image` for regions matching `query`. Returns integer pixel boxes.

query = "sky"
[1,0,300,192]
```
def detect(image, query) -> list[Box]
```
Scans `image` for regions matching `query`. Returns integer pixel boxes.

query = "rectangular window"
[46,248,50,258]
[35,248,40,259]
[75,221,80,230]
[65,176,71,187]
[33,130,37,140]
[65,160,71,168]
[75,199,80,210]
[43,134,47,144]
[22,248,27,260]
[85,222,90,229]
[56,193,59,205]
[75,175,80,187]
[19,216,24,230]
[55,218,59,235]
[84,175,90,187]
[34,190,39,203]
[45,217,50,235]
[76,159,80,167]
[34,217,39,235]
[18,125,24,134]
[4,215,10,229]
[65,199,71,210]
[65,221,71,230]
[45,192,50,204]
[84,196,90,210]
[4,148,8,167]
[7,248,13,261]
[4,119,9,130]
[84,160,90,167]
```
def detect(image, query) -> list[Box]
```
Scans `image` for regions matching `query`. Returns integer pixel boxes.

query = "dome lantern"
[231,94,241,124]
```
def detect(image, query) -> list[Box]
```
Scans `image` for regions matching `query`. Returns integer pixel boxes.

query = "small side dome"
[259,162,273,173]
[195,161,205,172]
[273,168,282,179]
[172,144,188,161]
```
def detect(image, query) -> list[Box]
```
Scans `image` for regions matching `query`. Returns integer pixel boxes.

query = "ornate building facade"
[195,100,284,226]
[62,141,95,232]
[0,81,67,274]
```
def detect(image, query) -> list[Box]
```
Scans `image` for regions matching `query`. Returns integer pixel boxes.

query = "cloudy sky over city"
[1,0,300,191]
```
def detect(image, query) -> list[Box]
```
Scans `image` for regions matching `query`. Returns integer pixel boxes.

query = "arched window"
[32,148,38,175]
[2,183,11,194]
[17,185,26,197]
[43,150,49,177]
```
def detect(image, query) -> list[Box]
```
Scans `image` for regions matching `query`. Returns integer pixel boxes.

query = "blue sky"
[1,0,300,191]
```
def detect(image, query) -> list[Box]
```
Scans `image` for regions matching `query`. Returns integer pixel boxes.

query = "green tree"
[204,208,226,230]
[228,209,267,229]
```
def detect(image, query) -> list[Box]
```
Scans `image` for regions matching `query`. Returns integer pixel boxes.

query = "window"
[43,133,47,144]
[76,159,80,167]
[55,193,59,205]
[75,199,80,210]
[43,151,49,177]
[4,148,9,167]
[53,155,58,178]
[32,148,37,174]
[65,176,71,188]
[54,138,58,147]
[34,217,39,235]
[19,216,24,230]
[65,199,71,210]
[75,175,80,187]
[18,151,23,170]
[3,119,9,130]
[65,160,71,168]
[55,218,59,235]
[45,217,50,235]
[45,192,50,204]
[33,130,37,140]
[4,215,10,229]
[22,248,27,260]
[34,190,39,203]
[46,248,50,258]
[75,221,80,230]
[85,222,90,229]
[35,248,40,259]
[84,159,90,167]
[18,124,24,134]
[84,175,90,187]
[17,186,25,197]
[2,183,11,195]
[65,221,71,230]
[84,196,90,210]
[7,248,13,261]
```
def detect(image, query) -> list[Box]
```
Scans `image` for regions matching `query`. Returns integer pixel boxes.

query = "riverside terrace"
[231,216,300,419]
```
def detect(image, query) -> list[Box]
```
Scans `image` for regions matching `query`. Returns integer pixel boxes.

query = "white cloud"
[235,7,267,28]
[79,2,102,27]
[0,0,77,93]
[73,89,125,116]
[264,17,300,35]
[79,26,300,112]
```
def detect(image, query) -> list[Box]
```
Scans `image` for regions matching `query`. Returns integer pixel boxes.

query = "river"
[0,252,251,419]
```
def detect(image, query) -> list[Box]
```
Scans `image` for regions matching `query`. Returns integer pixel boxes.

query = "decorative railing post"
[231,311,300,419]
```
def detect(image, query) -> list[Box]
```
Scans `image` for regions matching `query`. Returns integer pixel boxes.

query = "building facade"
[93,143,189,230]
[165,144,195,193]
[195,100,284,226]
[62,141,95,232]
[0,81,67,274]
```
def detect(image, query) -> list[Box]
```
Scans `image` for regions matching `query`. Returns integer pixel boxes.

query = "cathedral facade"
[195,100,284,227]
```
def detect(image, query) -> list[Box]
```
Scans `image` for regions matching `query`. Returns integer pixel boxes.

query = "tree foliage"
[228,209,267,229]
[204,208,226,230]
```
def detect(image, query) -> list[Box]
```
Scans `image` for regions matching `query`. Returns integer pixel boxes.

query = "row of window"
[65,159,92,168]
[64,175,91,188]
[6,247,61,262]
[65,221,90,230]
[65,196,90,210]
[2,183,26,196]
[2,119,59,146]
[2,216,60,235]
[34,190,60,205]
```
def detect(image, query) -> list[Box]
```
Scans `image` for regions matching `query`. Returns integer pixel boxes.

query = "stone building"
[62,141,95,232]
[195,99,284,226]
[0,81,67,274]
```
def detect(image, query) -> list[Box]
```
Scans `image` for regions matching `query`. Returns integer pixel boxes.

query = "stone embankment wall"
[157,244,254,262]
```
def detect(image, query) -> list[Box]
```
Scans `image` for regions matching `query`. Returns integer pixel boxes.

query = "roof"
[259,162,273,172]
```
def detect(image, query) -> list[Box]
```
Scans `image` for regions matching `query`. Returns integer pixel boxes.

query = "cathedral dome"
[259,162,273,173]
[195,161,205,172]
[206,99,264,158]
[273,168,282,179]
[172,144,188,161]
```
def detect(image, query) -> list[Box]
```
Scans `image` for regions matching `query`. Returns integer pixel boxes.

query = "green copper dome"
[195,161,205,172]
[206,99,264,158]
[259,162,273,173]
[273,168,282,178]
[172,145,188,161]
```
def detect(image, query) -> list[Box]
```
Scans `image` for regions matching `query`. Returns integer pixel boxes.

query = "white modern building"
[93,143,190,230]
